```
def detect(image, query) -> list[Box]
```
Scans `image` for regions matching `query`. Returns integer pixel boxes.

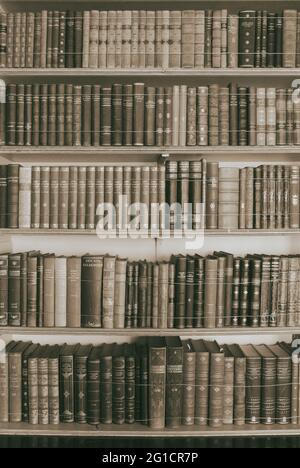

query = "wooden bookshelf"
[0,423,300,438]
[0,326,296,336]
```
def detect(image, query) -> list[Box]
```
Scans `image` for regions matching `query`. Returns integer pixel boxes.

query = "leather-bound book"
[39,10,47,68]
[98,11,107,68]
[268,344,292,425]
[294,91,300,145]
[86,166,96,229]
[189,161,202,231]
[138,341,149,425]
[165,161,177,231]
[204,256,218,328]
[239,169,246,227]
[232,257,241,327]
[227,14,238,68]
[218,167,239,230]
[65,11,74,68]
[56,84,65,146]
[194,11,205,68]
[255,11,262,67]
[58,167,69,229]
[193,339,209,426]
[40,166,50,229]
[0,12,7,68]
[155,87,164,147]
[267,165,276,229]
[157,262,169,329]
[205,340,224,428]
[125,343,136,424]
[214,252,233,328]
[287,256,298,327]
[206,162,219,229]
[74,344,92,424]
[278,343,297,424]
[208,84,219,146]
[255,344,276,425]
[7,84,16,145]
[77,166,86,229]
[115,11,123,69]
[100,344,113,424]
[0,166,7,228]
[254,166,262,229]
[266,88,276,146]
[8,253,21,326]
[227,344,246,426]
[185,256,195,328]
[130,11,139,68]
[260,256,271,327]
[148,337,166,429]
[261,165,268,229]
[121,11,132,69]
[165,337,183,428]
[21,343,38,422]
[101,87,112,146]
[182,11,195,68]
[112,83,123,146]
[286,88,294,145]
[138,11,146,68]
[66,256,81,328]
[58,12,66,68]
[229,83,238,146]
[51,11,60,68]
[269,256,280,327]
[27,253,38,327]
[289,166,300,228]
[125,262,134,328]
[18,166,31,229]
[197,87,208,146]
[239,11,256,67]
[145,11,155,68]
[24,84,32,146]
[174,255,186,329]
[73,85,82,146]
[238,87,248,145]
[277,256,289,327]
[39,83,48,146]
[261,11,268,68]
[48,84,57,145]
[178,85,187,147]
[146,262,153,328]
[219,87,229,145]
[220,345,234,426]
[82,85,91,146]
[43,254,55,327]
[137,261,147,328]
[54,256,67,327]
[46,11,53,67]
[74,11,83,68]
[28,344,40,424]
[124,84,133,146]
[133,83,145,146]
[6,13,13,68]
[81,255,103,328]
[283,10,297,67]
[276,89,287,145]
[249,256,262,327]
[37,254,44,328]
[170,11,181,68]
[38,345,50,425]
[212,10,221,68]
[31,166,40,228]
[13,12,21,68]
[32,84,40,146]
[275,14,283,68]
[164,87,173,147]
[114,257,127,329]
[9,341,32,422]
[267,13,276,68]
[167,263,175,329]
[48,345,60,425]
[245,167,254,229]
[249,87,256,145]
[68,166,78,228]
[88,10,99,68]
[95,166,105,227]
[178,160,189,231]
[182,341,196,426]
[60,344,79,423]
[49,166,59,229]
[240,344,262,424]
[239,258,249,327]
[216,255,226,328]
[0,254,8,326]
[16,84,24,145]
[205,10,213,67]
[187,87,197,146]
[112,343,126,425]
[102,255,116,329]
[220,9,228,68]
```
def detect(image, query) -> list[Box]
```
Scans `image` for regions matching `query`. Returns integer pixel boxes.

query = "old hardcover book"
[269,256,280,327]
[102,255,116,329]
[0,13,7,68]
[37,255,44,328]
[290,166,300,228]
[206,162,219,229]
[125,343,135,424]
[245,167,254,229]
[74,344,92,424]
[130,11,139,68]
[239,258,249,327]
[77,166,86,229]
[240,344,262,424]
[7,164,19,228]
[133,83,145,146]
[239,11,256,67]
[194,11,205,68]
[40,83,48,146]
[32,84,40,146]
[91,84,100,146]
[9,341,32,422]
[184,256,195,328]
[165,337,183,428]
[227,344,246,426]
[146,263,153,328]
[222,345,234,425]
[229,83,238,145]
[267,13,276,68]
[260,256,271,327]
[43,254,55,327]
[155,87,164,147]
[86,166,96,228]
[6,13,13,68]
[182,10,195,68]
[255,345,276,425]
[216,255,226,328]
[49,167,59,229]
[48,84,56,145]
[66,256,81,328]
[65,11,75,68]
[124,85,133,146]
[51,11,59,68]
[218,167,239,230]
[268,344,292,425]
[54,257,67,327]
[28,344,40,424]
[48,345,60,425]
[101,87,112,146]
[148,337,166,429]
[113,257,127,329]
[40,10,47,68]
[74,11,83,68]
[170,11,181,68]
[58,12,66,68]
[174,255,186,329]
[193,340,209,426]
[68,166,78,228]
[0,166,7,227]
[232,257,241,327]
[182,341,196,426]
[276,14,283,68]
[155,11,163,67]
[122,11,132,69]
[204,256,218,328]
[277,256,289,327]
[16,84,24,145]
[27,254,38,327]
[58,167,69,229]
[0,254,8,326]
[138,11,146,68]
[21,343,38,423]
[18,167,31,229]
[216,252,234,327]
[212,10,221,68]
[249,87,256,145]
[106,11,116,69]
[261,11,268,68]
[209,84,219,146]
[100,344,113,424]
[283,10,297,67]
[145,12,155,68]
[37,345,50,425]
[82,85,91,146]
[138,261,147,328]
[24,84,32,145]
[60,344,79,423]
[8,253,21,326]
[13,13,21,68]
[249,256,262,327]
[287,256,298,327]
[81,255,103,328]
[112,344,126,425]
[89,10,99,68]
[73,85,82,146]
[56,84,65,146]
[205,341,225,428]
[39,166,50,229]
[115,11,123,68]
[238,87,248,145]
[227,14,238,68]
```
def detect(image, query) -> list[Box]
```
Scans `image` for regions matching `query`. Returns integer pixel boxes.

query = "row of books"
[1,338,297,428]
[1,251,300,330]
[2,83,300,147]
[1,162,300,231]
[0,10,300,69]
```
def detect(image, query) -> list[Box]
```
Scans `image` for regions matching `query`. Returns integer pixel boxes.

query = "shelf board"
[1,229,300,237]
[0,68,299,77]
[0,326,295,336]
[0,423,300,438]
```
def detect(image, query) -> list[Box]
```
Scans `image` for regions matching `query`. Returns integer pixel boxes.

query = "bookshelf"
[1,0,300,445]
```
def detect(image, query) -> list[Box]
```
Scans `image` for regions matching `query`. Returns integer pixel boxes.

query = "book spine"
[38,355,49,425]
[51,11,59,68]
[283,10,297,67]
[187,87,197,146]
[74,355,88,424]
[28,356,38,424]
[81,256,103,328]
[113,354,126,425]
[232,258,241,327]
[0,255,8,326]
[261,356,276,425]
[0,353,8,422]
[125,351,135,424]
[43,257,55,327]
[245,356,261,424]
[58,12,66,68]
[277,257,289,327]
[65,11,75,68]
[82,11,90,68]
[48,356,59,425]
[133,83,145,146]
[9,351,22,422]
[182,10,195,68]
[209,84,219,146]
[13,13,21,68]
[166,344,183,428]
[276,358,292,424]
[239,11,256,67]
[60,354,74,422]
[212,10,221,68]
[149,345,166,429]
[227,15,238,68]
[7,164,19,229]
[234,357,246,426]
[101,87,112,146]
[145,12,155,68]
[115,11,122,68]
[223,356,234,425]
[170,11,181,68]
[204,257,218,328]
[26,12,35,68]
[102,256,116,329]
[89,10,99,68]
[182,349,196,425]
[55,257,67,327]
[145,86,156,146]
[195,351,209,426]
[100,356,113,424]
[27,256,38,327]
[267,13,276,68]
[0,13,7,68]
[206,162,219,229]
[74,12,83,68]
